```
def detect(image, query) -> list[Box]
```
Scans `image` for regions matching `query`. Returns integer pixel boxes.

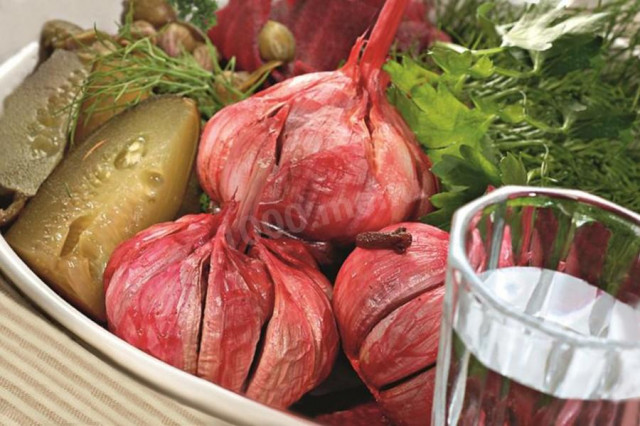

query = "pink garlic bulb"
[197,0,437,245]
[333,222,449,425]
[104,207,339,408]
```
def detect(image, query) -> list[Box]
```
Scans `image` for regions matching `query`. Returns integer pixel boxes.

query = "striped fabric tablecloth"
[0,274,230,426]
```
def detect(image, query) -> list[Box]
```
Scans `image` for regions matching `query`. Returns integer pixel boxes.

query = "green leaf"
[472,96,501,115]
[477,3,500,41]
[430,46,473,76]
[500,153,528,185]
[571,106,637,141]
[425,144,503,228]
[601,232,640,296]
[459,144,502,186]
[408,83,493,155]
[424,190,470,229]
[541,35,603,76]
[386,87,424,138]
[469,56,495,79]
[199,192,211,212]
[498,0,608,51]
[393,0,640,229]
[384,58,439,94]
[430,189,469,210]
[499,103,526,124]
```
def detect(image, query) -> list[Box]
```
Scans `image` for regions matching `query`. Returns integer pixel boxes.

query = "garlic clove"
[192,43,217,71]
[157,22,199,57]
[105,214,220,373]
[197,218,273,392]
[377,368,436,426]
[131,0,177,29]
[358,287,444,389]
[245,241,339,408]
[334,223,449,358]
[130,20,157,40]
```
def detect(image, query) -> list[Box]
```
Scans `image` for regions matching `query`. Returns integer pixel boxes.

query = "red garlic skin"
[104,210,339,409]
[198,3,437,245]
[104,214,220,373]
[333,222,448,426]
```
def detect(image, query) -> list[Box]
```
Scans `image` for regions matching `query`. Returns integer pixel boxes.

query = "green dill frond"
[66,25,278,145]
[390,0,640,227]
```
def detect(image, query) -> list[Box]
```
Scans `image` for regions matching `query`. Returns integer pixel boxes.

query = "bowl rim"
[0,235,316,426]
[449,185,640,350]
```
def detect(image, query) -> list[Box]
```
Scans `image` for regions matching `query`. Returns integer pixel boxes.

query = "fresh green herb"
[199,192,212,213]
[167,0,218,32]
[80,37,237,117]
[67,26,276,142]
[388,0,640,228]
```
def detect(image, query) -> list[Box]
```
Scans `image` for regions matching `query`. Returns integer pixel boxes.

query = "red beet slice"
[210,0,447,79]
[207,0,270,72]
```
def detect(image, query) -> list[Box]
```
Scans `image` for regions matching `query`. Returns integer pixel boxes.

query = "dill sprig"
[88,37,237,116]
[388,0,640,227]
[67,26,275,143]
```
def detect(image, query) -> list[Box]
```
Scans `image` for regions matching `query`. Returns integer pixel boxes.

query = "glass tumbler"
[433,186,640,425]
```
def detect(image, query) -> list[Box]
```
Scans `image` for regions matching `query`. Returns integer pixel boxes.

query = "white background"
[0,0,232,64]
[0,0,124,63]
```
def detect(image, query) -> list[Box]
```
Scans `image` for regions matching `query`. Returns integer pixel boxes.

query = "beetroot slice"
[273,0,381,76]
[207,0,270,72]
[209,0,447,79]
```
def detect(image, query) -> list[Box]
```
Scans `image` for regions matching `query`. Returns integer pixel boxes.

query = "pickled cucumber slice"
[0,49,88,197]
[6,96,200,321]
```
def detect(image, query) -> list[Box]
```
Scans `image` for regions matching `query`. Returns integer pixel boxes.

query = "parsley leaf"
[499,153,528,186]
[388,0,640,228]
[497,0,608,51]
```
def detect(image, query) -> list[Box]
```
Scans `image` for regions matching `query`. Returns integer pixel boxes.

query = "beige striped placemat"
[0,274,231,426]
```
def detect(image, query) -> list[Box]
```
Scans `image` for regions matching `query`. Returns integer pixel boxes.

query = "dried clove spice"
[355,227,413,254]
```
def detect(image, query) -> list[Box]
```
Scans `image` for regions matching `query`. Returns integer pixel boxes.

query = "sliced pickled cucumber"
[6,96,200,321]
[0,49,88,197]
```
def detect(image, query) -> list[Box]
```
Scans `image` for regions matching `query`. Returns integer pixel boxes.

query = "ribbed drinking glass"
[434,186,640,425]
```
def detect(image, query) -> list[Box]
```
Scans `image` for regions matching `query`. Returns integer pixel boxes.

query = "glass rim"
[449,185,640,350]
